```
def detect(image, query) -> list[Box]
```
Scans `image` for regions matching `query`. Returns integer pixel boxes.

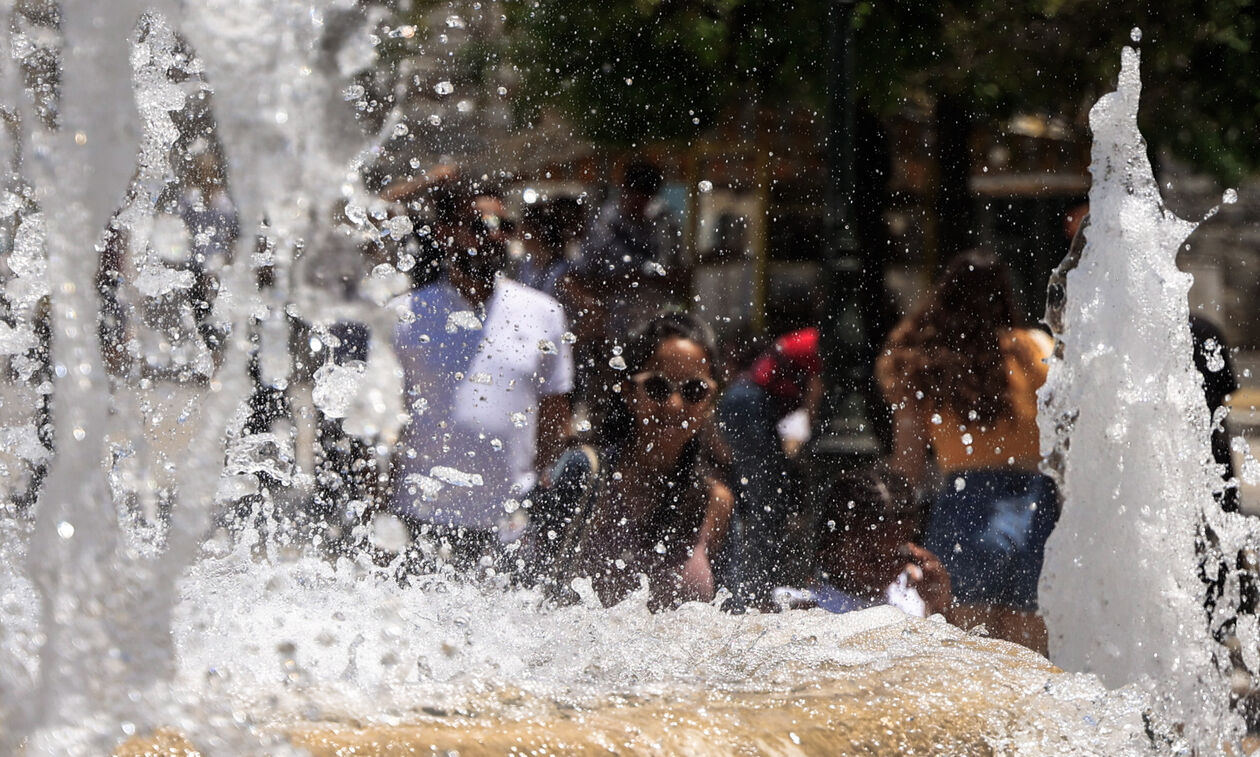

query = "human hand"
[901,542,953,618]
[675,547,715,604]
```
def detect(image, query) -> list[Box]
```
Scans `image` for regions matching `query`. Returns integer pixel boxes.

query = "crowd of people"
[366,160,1084,655]
[80,151,1244,659]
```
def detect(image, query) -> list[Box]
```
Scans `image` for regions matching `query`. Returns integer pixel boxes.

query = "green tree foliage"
[504,0,1259,181]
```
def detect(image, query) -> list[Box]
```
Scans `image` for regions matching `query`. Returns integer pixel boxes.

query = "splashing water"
[0,6,1241,756]
[1038,42,1258,751]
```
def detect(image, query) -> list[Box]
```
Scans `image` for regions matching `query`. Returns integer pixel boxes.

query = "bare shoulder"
[706,476,734,510]
[1024,327,1054,358]
[1002,327,1053,362]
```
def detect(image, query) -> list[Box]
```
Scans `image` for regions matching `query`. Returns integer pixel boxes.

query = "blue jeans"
[923,469,1059,611]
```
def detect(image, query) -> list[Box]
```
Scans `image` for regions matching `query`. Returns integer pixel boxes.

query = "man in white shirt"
[389,177,573,572]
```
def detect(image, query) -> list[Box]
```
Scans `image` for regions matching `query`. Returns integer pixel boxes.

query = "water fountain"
[1039,33,1260,752]
[0,4,1252,755]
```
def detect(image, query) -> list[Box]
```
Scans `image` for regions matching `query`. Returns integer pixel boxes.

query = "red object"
[748,327,821,405]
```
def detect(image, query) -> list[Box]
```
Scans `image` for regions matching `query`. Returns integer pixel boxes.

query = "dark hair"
[625,310,717,375]
[549,196,585,239]
[818,465,919,530]
[523,197,585,250]
[426,175,475,228]
[522,202,564,250]
[622,160,663,197]
[885,249,1023,424]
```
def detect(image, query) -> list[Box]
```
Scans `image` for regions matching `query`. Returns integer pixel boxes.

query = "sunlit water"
[1039,39,1260,752]
[0,5,1252,755]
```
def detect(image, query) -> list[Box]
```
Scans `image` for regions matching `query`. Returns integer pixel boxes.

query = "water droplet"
[609,355,627,371]
[342,84,365,101]
[654,541,667,554]
[575,419,592,433]
[697,180,713,193]
[446,310,482,332]
[930,413,943,425]
[57,521,74,539]
[560,331,577,345]
[510,412,527,428]
[1130,27,1142,42]
[537,339,557,354]
[428,114,442,126]
[954,477,966,492]
[961,432,973,445]
[345,203,367,225]
[1223,188,1238,205]
[490,438,503,451]
[392,122,409,138]
[434,81,454,96]
[430,465,483,488]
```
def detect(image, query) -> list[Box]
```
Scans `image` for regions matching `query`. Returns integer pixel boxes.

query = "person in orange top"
[876,249,1058,654]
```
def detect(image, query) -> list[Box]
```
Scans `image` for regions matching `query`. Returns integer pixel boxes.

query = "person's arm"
[698,477,733,557]
[380,163,459,203]
[888,398,930,488]
[803,373,825,429]
[536,298,576,477]
[661,216,691,304]
[554,274,606,344]
[573,208,627,298]
[536,393,571,477]
[902,542,954,621]
[876,338,931,486]
[675,478,734,604]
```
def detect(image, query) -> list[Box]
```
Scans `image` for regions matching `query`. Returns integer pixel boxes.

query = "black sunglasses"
[633,373,713,404]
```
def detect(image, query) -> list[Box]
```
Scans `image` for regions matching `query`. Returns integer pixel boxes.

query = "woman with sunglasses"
[525,312,733,610]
